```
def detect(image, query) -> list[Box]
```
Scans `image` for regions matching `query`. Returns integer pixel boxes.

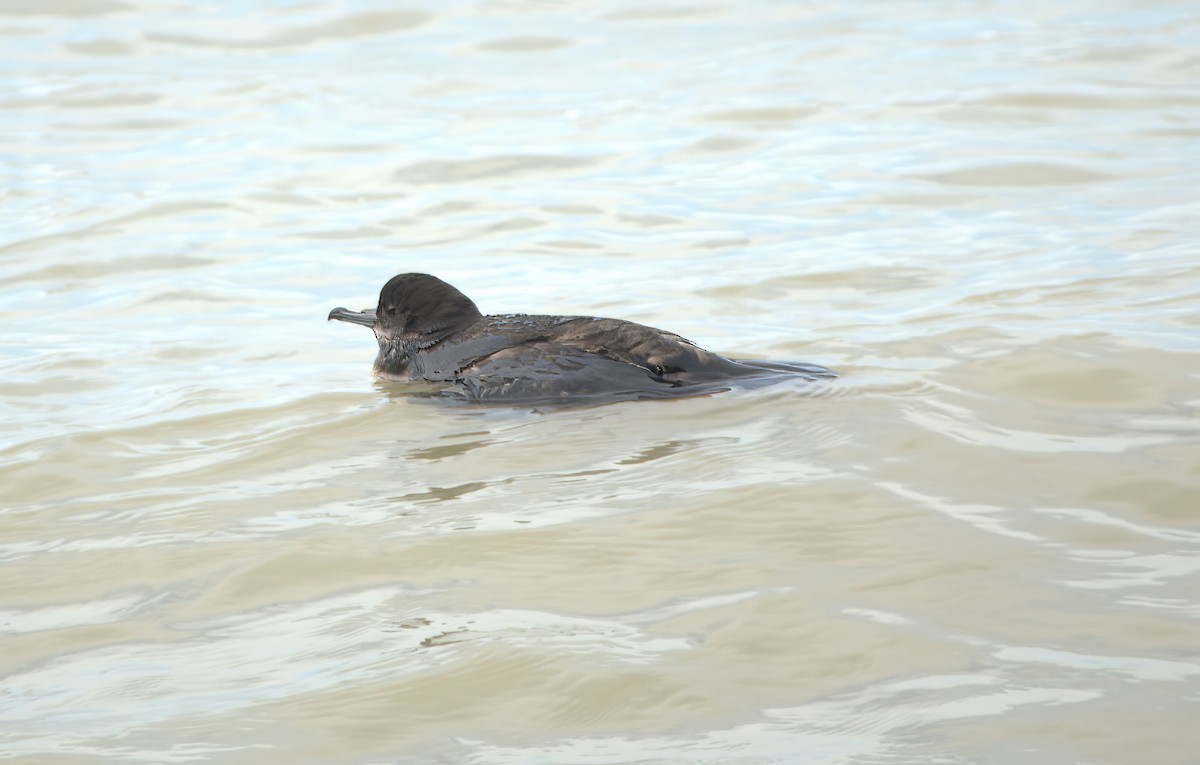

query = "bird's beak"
[327,306,377,327]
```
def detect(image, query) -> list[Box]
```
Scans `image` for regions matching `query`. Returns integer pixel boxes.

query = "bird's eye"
[386,306,397,316]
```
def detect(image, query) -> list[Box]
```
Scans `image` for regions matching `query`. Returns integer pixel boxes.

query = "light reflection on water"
[2,0,1199,763]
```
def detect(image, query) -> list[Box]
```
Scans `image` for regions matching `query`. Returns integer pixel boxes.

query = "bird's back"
[403,312,830,402]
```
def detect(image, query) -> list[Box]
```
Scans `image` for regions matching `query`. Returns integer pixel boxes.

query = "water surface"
[2,1,1199,763]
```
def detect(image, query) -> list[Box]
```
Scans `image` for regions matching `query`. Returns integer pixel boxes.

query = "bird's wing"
[451,341,688,403]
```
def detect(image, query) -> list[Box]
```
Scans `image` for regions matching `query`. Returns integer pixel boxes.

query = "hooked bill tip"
[327,306,377,327]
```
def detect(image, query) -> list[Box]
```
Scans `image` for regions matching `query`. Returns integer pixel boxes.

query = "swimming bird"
[328,273,834,403]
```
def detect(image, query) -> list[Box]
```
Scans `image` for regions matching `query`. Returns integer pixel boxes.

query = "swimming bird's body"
[328,273,833,403]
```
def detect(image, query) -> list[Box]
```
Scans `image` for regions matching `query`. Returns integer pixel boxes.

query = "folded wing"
[453,342,692,403]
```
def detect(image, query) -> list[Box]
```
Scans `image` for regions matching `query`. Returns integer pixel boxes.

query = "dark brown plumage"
[328,273,834,403]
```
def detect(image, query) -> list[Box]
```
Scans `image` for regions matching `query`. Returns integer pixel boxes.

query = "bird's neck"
[372,341,415,378]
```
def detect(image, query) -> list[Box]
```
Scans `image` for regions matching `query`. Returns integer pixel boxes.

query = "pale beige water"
[2,1,1199,763]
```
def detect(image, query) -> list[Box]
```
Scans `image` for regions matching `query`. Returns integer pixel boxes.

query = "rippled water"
[3,1,1199,763]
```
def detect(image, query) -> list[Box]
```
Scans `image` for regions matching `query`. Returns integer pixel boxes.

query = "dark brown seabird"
[328,273,834,403]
